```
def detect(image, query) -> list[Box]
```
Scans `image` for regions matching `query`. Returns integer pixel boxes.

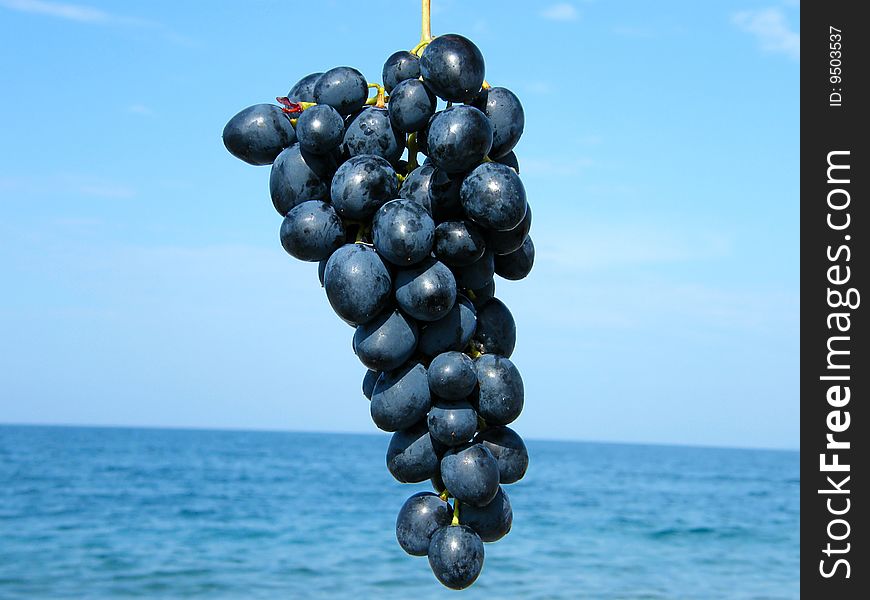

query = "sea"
[0,426,799,599]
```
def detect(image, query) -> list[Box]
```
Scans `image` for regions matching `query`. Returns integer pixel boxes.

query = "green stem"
[451,498,460,526]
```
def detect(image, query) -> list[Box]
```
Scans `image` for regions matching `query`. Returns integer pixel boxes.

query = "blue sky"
[0,0,799,449]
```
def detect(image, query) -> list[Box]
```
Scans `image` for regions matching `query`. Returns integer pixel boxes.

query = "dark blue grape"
[428,400,478,447]
[494,150,520,174]
[494,236,534,280]
[223,104,297,166]
[460,486,512,542]
[372,199,435,266]
[318,258,327,287]
[396,492,453,556]
[474,426,528,484]
[427,106,492,174]
[472,298,515,357]
[288,72,323,102]
[400,164,436,214]
[428,168,465,222]
[353,309,418,371]
[434,221,486,267]
[330,155,398,220]
[395,258,457,322]
[467,279,495,308]
[454,250,494,290]
[440,444,500,507]
[343,107,404,163]
[323,244,392,325]
[460,162,527,231]
[418,294,477,356]
[420,34,485,102]
[428,525,485,590]
[371,362,432,432]
[431,469,446,494]
[388,79,437,133]
[295,104,345,155]
[486,204,531,255]
[279,200,345,262]
[473,355,523,426]
[269,144,331,216]
[383,50,420,93]
[428,351,477,399]
[387,420,444,483]
[362,369,379,400]
[472,87,524,159]
[313,66,368,115]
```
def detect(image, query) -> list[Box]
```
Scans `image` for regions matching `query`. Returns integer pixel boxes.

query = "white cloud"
[733,7,800,61]
[0,0,192,44]
[541,3,579,21]
[0,0,109,22]
[127,104,155,117]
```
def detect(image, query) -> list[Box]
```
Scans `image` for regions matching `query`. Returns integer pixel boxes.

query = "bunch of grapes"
[222,3,532,590]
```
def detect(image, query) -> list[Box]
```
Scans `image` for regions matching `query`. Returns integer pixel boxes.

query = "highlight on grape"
[222,0,532,589]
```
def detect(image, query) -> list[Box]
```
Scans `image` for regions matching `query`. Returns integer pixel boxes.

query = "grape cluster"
[223,31,532,590]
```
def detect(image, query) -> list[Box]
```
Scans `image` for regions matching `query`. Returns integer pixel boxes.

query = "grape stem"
[367,83,387,108]
[439,489,450,502]
[451,499,460,526]
[421,0,432,44]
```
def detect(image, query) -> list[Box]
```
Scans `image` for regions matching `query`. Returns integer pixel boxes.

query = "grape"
[388,78,437,133]
[288,72,323,102]
[427,168,464,222]
[494,150,520,174]
[440,443,500,507]
[222,104,297,166]
[494,236,534,280]
[330,155,398,220]
[372,199,435,266]
[467,279,495,308]
[427,351,477,399]
[323,244,392,325]
[434,220,486,267]
[471,87,524,159]
[427,400,477,447]
[342,107,404,163]
[362,369,379,400]
[295,104,345,155]
[472,298,516,357]
[472,354,523,426]
[399,164,436,214]
[224,19,534,591]
[459,486,512,542]
[353,308,418,371]
[474,426,529,484]
[382,50,420,93]
[428,525,485,590]
[418,294,477,356]
[419,34,485,102]
[460,162,527,231]
[370,362,431,432]
[269,144,331,216]
[486,204,531,255]
[426,106,492,174]
[453,249,494,290]
[313,66,368,115]
[396,492,453,556]
[394,258,457,322]
[387,420,444,483]
[279,200,345,262]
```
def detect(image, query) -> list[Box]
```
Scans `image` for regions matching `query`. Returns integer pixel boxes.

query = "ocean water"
[0,426,799,599]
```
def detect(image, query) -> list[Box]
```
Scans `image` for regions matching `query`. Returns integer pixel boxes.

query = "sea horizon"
[0,422,800,454]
